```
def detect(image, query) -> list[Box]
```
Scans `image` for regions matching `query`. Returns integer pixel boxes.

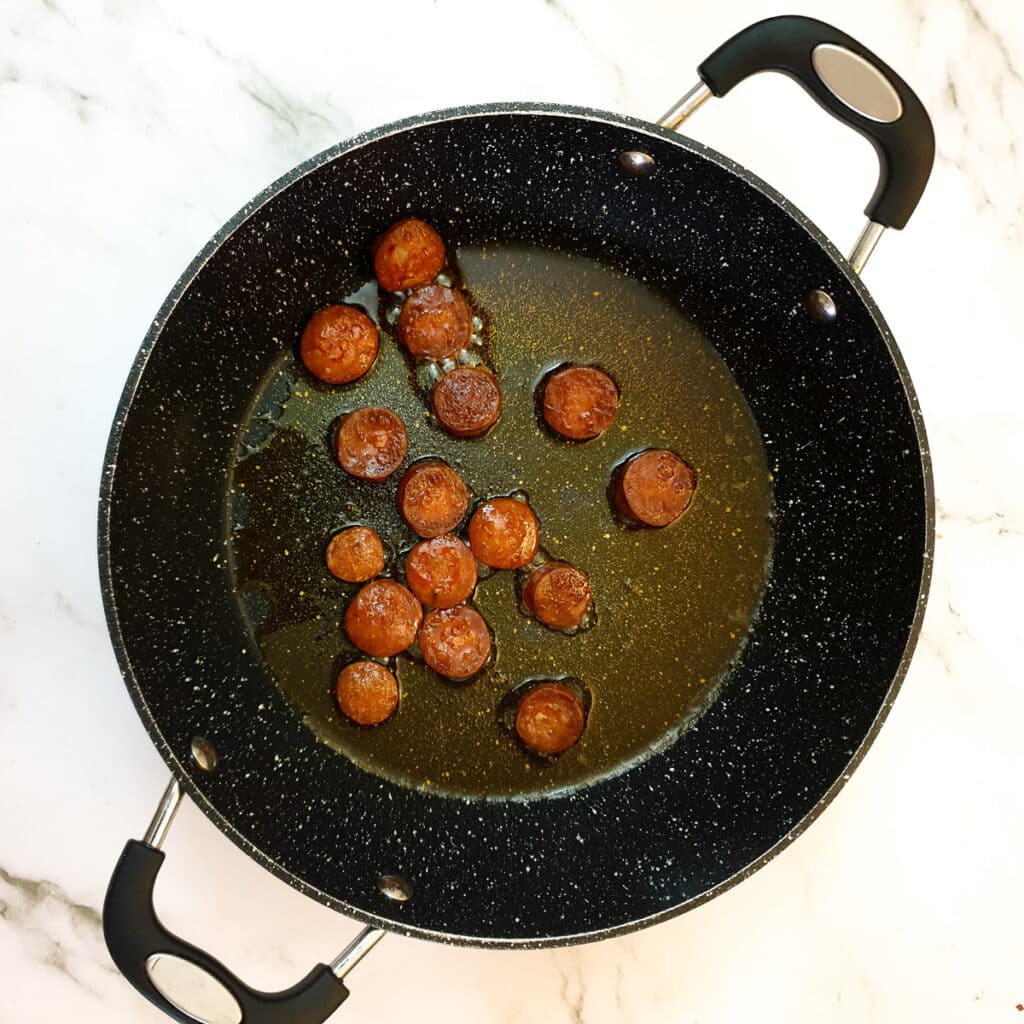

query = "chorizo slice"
[396,459,470,538]
[300,304,378,384]
[615,449,696,527]
[405,534,477,609]
[542,365,619,440]
[467,497,540,570]
[335,407,408,481]
[431,366,502,437]
[418,605,491,680]
[515,682,586,755]
[344,579,422,657]
[336,661,399,726]
[522,562,592,630]
[373,217,445,292]
[397,285,472,361]
[325,526,385,583]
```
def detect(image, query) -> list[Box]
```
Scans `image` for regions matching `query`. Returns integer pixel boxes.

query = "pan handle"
[103,778,382,1024]
[661,15,934,271]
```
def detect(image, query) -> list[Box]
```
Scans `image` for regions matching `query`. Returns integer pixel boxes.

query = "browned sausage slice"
[325,526,385,583]
[397,285,472,361]
[418,605,491,680]
[542,365,619,440]
[344,579,422,657]
[431,366,502,437]
[405,534,477,609]
[373,218,445,292]
[336,661,399,726]
[615,449,696,527]
[522,562,592,629]
[335,407,408,481]
[467,497,540,569]
[515,682,586,755]
[396,460,470,538]
[300,305,378,384]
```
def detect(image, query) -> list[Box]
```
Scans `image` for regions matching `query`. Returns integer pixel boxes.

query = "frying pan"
[99,16,934,1024]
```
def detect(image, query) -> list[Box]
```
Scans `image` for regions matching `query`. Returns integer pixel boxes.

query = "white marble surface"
[2,0,1022,1020]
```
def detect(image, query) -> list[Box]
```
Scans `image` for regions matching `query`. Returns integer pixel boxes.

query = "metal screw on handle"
[658,80,887,276]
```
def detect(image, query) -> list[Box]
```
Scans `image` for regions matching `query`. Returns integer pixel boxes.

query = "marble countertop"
[2,0,1022,1020]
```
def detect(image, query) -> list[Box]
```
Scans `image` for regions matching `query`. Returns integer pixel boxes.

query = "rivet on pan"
[617,151,656,176]
[190,736,218,772]
[377,874,413,902]
[806,288,838,322]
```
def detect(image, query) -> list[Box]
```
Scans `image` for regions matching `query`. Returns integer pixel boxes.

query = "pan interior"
[229,241,773,799]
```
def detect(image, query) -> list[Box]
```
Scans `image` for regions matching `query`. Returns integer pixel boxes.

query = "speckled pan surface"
[98,103,932,947]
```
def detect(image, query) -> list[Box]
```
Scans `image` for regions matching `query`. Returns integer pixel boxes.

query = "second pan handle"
[104,840,350,1024]
[692,15,935,231]
[103,778,385,1024]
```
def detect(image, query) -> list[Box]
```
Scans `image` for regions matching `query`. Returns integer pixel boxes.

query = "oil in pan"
[229,243,774,800]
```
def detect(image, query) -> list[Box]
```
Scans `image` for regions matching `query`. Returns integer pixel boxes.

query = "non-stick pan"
[99,16,934,1024]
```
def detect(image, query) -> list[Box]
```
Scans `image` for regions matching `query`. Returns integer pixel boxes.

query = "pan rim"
[97,101,934,949]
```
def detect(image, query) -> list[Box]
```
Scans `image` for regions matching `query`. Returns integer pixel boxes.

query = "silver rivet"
[617,151,656,176]
[190,736,218,772]
[377,874,413,902]
[806,289,838,322]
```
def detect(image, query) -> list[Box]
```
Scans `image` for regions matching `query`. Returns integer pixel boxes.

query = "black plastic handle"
[104,840,349,1024]
[697,15,934,229]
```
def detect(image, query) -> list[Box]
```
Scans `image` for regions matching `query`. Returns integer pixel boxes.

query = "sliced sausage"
[522,562,592,630]
[467,497,540,569]
[344,579,422,657]
[336,661,399,726]
[396,459,470,538]
[373,217,446,292]
[335,407,408,481]
[325,526,385,583]
[515,682,586,755]
[432,366,502,437]
[405,534,477,609]
[418,605,491,680]
[397,285,472,361]
[615,449,696,527]
[542,365,619,440]
[299,305,378,384]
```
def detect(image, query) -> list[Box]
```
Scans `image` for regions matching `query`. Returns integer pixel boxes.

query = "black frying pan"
[99,16,934,1024]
